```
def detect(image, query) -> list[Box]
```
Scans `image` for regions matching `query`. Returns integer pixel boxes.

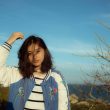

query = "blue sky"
[0,0,110,83]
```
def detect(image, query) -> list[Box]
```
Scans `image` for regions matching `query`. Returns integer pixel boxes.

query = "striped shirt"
[24,74,47,110]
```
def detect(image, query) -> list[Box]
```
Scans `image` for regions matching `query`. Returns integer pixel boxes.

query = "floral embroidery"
[18,87,24,96]
[49,87,58,100]
[14,87,24,103]
[53,88,57,93]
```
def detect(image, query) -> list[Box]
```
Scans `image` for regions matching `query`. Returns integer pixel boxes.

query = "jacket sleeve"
[53,71,71,110]
[0,43,22,87]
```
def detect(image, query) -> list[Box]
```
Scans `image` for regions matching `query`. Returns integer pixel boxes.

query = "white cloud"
[50,40,110,58]
[50,40,97,57]
[56,61,100,71]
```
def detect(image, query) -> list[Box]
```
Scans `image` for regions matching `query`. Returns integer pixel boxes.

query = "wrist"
[5,42,12,48]
[6,39,15,45]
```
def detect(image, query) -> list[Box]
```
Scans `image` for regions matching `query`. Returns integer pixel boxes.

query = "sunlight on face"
[27,43,45,69]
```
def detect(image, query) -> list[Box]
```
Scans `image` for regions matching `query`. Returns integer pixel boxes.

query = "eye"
[28,52,32,56]
[35,49,41,53]
[37,50,40,53]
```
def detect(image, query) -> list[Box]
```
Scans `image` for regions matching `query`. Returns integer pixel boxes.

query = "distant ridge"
[68,83,110,102]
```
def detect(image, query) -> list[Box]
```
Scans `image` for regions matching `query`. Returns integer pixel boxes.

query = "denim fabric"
[41,76,58,110]
[7,76,58,110]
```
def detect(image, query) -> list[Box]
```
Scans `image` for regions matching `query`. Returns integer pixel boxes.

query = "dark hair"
[18,35,53,78]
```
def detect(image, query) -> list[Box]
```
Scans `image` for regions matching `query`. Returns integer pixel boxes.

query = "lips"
[33,60,40,63]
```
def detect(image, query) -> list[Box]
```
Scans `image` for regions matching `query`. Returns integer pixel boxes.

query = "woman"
[0,32,70,110]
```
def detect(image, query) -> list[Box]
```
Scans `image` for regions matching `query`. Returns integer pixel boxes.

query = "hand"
[6,32,24,45]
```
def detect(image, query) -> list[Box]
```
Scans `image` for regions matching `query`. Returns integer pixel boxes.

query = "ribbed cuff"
[2,42,12,51]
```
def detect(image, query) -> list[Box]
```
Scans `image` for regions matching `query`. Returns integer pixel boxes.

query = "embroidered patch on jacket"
[18,87,24,96]
[13,87,24,103]
[49,87,58,100]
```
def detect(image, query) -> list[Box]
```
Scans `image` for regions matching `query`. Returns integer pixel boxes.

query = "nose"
[32,51,38,58]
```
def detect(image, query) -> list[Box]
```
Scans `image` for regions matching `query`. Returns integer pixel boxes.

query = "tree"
[85,19,110,102]
[71,19,110,103]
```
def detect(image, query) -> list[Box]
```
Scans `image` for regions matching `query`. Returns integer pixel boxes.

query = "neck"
[34,66,41,73]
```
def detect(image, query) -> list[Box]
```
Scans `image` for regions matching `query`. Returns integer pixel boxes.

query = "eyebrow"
[28,47,42,52]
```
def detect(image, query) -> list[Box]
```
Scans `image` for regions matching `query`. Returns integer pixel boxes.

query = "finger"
[16,36,24,40]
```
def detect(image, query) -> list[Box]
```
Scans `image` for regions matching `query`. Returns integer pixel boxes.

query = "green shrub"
[0,86,9,101]
[0,85,9,110]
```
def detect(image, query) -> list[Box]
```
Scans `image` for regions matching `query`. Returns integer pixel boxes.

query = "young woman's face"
[27,43,45,69]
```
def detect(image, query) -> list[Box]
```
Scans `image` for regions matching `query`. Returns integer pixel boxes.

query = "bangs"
[26,38,46,50]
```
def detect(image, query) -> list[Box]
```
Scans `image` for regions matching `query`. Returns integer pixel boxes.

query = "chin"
[33,63,41,67]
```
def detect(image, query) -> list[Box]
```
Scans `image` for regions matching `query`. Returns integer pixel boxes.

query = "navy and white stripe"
[2,42,12,51]
[24,76,46,110]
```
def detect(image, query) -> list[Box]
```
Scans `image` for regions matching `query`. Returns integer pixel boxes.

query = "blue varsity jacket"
[0,43,71,110]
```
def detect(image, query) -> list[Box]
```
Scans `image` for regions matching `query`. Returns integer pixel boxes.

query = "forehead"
[27,43,41,51]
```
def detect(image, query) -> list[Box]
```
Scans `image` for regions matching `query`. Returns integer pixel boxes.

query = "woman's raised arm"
[0,32,24,87]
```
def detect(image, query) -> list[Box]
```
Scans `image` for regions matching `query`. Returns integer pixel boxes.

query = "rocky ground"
[70,94,110,110]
